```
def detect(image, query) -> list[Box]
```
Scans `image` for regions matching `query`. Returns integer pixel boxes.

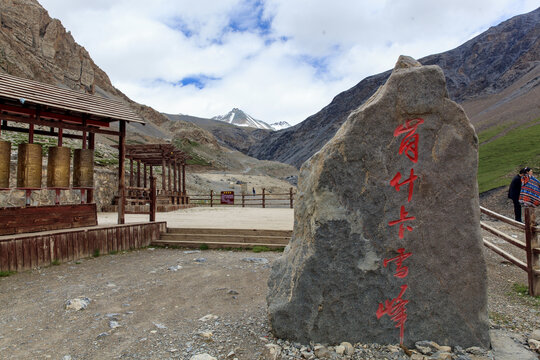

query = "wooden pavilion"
[0,73,166,272]
[124,144,190,207]
[0,72,164,230]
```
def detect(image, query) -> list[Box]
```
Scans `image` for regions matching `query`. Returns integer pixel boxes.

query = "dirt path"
[0,210,538,359]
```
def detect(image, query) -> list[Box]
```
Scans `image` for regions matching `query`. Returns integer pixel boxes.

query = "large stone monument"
[267,56,490,348]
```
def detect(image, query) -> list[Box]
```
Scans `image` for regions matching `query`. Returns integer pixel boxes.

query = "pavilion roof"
[0,72,144,125]
[125,144,189,165]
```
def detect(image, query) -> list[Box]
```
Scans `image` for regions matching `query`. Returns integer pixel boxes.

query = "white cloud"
[39,0,539,125]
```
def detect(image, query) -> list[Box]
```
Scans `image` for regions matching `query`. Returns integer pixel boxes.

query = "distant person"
[508,168,526,222]
[519,167,540,208]
[252,187,256,195]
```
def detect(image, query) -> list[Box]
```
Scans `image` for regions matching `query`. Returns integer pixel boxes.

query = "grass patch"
[509,283,540,306]
[173,139,212,166]
[478,119,540,193]
[251,245,270,253]
[51,259,60,266]
[0,270,16,277]
[251,246,284,253]
[109,250,118,255]
[477,123,513,144]
[199,243,209,250]
[92,249,100,258]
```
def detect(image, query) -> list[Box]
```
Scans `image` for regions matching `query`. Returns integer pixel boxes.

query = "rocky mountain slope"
[164,113,271,153]
[0,0,218,150]
[248,7,540,168]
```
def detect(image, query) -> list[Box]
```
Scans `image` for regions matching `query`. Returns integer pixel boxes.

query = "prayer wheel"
[73,149,94,188]
[0,140,10,188]
[47,146,70,188]
[16,143,42,188]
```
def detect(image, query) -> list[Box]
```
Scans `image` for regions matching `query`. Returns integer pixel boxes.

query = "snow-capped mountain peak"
[270,121,292,131]
[212,108,276,130]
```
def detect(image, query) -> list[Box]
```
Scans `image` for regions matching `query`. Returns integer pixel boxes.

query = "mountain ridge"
[247,7,540,168]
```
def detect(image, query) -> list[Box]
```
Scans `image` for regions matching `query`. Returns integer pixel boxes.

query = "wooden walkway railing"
[124,177,157,221]
[480,206,539,296]
[190,188,295,209]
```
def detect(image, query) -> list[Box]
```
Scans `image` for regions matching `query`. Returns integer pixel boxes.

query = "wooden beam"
[0,124,83,139]
[0,112,120,136]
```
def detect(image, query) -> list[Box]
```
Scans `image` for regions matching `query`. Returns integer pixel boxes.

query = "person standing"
[519,167,540,208]
[508,168,525,222]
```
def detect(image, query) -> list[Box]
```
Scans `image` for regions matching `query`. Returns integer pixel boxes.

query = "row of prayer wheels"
[0,140,94,189]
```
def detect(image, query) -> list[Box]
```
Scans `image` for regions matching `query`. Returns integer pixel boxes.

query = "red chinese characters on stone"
[383,248,412,279]
[390,168,418,202]
[394,118,424,163]
[388,205,415,239]
[376,284,409,344]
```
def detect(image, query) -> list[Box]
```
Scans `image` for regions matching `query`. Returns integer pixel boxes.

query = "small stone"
[194,258,207,263]
[241,257,269,264]
[410,354,425,360]
[168,265,182,271]
[184,250,201,254]
[65,297,91,311]
[415,344,432,355]
[226,350,235,358]
[465,346,485,355]
[109,320,120,329]
[228,290,239,295]
[531,329,540,341]
[334,345,345,355]
[434,352,453,360]
[199,314,219,322]
[340,342,354,355]
[198,330,213,340]
[313,346,332,358]
[264,344,282,360]
[190,354,217,360]
[96,332,109,339]
[153,323,167,329]
[528,338,540,351]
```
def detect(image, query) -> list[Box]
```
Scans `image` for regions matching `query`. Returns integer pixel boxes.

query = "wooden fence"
[124,176,157,221]
[0,221,166,272]
[190,188,295,208]
[481,206,539,296]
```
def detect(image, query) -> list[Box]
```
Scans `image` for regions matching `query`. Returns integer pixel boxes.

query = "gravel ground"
[0,215,538,359]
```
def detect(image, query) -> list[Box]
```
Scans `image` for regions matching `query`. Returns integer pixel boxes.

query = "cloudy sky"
[39,0,538,126]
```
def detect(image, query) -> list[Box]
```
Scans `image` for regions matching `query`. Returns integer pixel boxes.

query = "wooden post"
[137,160,141,188]
[144,164,147,189]
[262,188,266,208]
[161,158,166,196]
[129,158,134,186]
[173,160,178,193]
[182,163,186,197]
[150,176,157,222]
[242,193,245,208]
[289,187,294,209]
[210,190,213,207]
[167,161,172,194]
[87,132,95,204]
[118,121,126,225]
[525,208,539,296]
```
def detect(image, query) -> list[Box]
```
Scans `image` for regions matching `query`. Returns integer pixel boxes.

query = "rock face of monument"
[267,56,490,348]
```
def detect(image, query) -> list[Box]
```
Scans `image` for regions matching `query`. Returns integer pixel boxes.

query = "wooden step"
[166,228,292,237]
[151,239,285,250]
[159,233,290,245]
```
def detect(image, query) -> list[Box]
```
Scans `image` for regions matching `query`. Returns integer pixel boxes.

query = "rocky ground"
[0,211,539,360]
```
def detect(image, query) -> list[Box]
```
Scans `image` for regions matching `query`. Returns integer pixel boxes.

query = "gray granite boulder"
[267,56,489,348]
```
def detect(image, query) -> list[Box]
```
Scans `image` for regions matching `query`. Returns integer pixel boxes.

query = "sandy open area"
[97,207,294,230]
